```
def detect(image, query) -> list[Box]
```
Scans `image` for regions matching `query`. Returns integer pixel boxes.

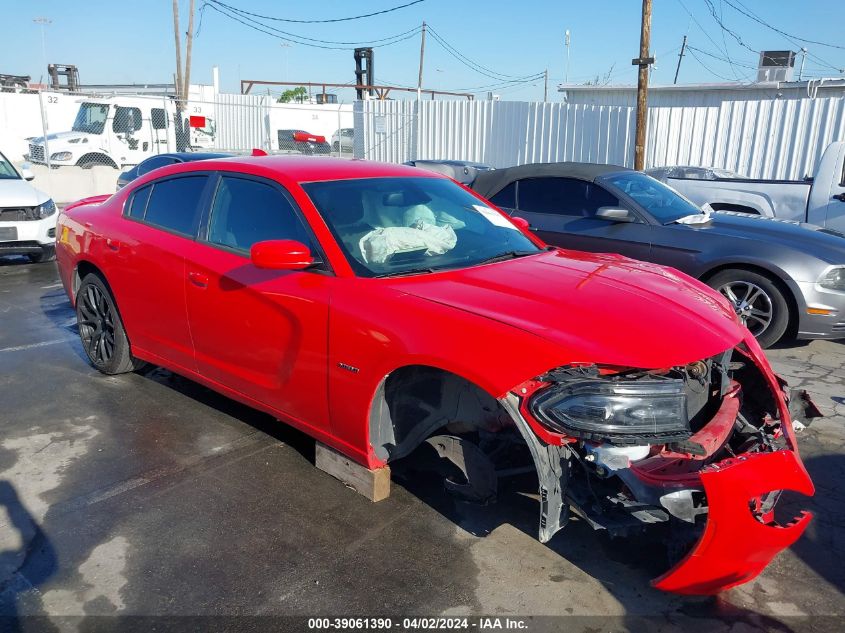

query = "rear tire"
[707,269,790,348]
[76,273,145,374]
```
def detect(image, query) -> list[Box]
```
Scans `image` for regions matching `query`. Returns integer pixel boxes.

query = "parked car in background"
[404,159,493,185]
[55,156,814,595]
[645,141,845,230]
[331,128,354,152]
[646,166,748,181]
[277,129,331,155]
[468,161,845,348]
[0,150,57,262]
[116,152,232,189]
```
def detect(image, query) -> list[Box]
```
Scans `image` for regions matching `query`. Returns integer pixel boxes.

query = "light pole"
[33,17,52,81]
[280,43,292,81]
[564,30,571,84]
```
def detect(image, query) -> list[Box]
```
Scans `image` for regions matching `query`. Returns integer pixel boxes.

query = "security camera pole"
[632,0,653,171]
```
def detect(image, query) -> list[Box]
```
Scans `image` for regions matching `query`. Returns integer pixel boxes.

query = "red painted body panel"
[54,156,811,595]
[184,242,332,432]
[652,449,813,594]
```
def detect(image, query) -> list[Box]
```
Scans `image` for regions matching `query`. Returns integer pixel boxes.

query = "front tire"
[76,273,144,374]
[707,269,790,348]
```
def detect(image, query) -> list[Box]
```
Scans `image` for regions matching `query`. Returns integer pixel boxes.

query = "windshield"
[72,103,109,135]
[601,172,704,224]
[302,177,540,277]
[0,152,20,180]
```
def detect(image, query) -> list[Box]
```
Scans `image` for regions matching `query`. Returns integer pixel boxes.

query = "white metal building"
[559,78,845,107]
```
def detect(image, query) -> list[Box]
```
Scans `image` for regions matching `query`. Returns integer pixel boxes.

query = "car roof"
[172,155,443,183]
[153,152,233,161]
[473,162,631,196]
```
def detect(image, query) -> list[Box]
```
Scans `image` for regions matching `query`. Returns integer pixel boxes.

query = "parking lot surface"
[1,258,843,631]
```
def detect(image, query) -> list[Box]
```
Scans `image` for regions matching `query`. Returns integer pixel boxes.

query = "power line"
[724,0,845,51]
[687,47,742,81]
[716,0,743,80]
[425,25,542,82]
[201,2,421,49]
[686,45,756,70]
[675,0,738,66]
[703,0,843,74]
[207,0,426,24]
[444,74,547,93]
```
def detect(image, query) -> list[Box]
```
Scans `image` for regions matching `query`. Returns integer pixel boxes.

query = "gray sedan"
[469,162,845,348]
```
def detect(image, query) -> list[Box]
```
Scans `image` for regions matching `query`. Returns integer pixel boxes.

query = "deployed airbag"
[359,223,457,264]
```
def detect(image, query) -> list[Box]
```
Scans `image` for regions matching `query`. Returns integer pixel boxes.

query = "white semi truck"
[26,96,215,169]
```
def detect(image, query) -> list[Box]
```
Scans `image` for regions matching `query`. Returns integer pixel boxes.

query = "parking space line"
[0,338,75,353]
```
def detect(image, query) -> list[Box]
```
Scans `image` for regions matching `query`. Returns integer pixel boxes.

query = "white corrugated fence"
[355,95,845,180]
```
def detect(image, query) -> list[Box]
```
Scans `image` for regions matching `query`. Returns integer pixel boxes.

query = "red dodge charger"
[56,156,814,594]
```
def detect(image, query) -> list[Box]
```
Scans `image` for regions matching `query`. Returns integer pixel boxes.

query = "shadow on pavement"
[0,480,58,631]
[782,452,845,597]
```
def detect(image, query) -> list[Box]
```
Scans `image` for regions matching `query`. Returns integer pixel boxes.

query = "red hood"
[390,249,744,369]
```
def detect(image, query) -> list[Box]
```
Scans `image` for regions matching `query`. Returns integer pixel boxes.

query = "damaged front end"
[499,335,818,595]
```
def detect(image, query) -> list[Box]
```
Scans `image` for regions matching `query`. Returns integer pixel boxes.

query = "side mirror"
[250,239,314,270]
[21,168,35,181]
[595,206,636,223]
[510,216,531,230]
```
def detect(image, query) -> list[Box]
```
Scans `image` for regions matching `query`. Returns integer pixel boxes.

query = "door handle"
[833,193,845,202]
[106,238,120,252]
[188,271,209,288]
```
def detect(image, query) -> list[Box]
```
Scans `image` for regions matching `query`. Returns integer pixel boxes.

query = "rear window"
[142,176,208,236]
[128,185,151,218]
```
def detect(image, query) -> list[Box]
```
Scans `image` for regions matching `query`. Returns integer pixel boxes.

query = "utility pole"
[673,34,687,85]
[417,21,427,101]
[798,47,808,81]
[543,69,548,101]
[632,0,653,171]
[171,0,184,105]
[183,0,195,103]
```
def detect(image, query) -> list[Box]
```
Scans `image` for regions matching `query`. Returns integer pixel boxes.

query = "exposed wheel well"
[76,153,118,169]
[700,263,800,338]
[73,260,107,303]
[369,365,513,464]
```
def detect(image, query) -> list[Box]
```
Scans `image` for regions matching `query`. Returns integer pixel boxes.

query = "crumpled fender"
[652,449,814,594]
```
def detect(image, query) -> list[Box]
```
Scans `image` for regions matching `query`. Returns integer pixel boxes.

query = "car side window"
[488,182,516,209]
[127,185,152,219]
[582,182,621,216]
[207,176,311,254]
[138,156,179,176]
[142,176,208,236]
[516,177,621,218]
[518,178,591,216]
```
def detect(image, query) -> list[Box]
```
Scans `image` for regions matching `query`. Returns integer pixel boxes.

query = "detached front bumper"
[652,449,814,594]
[502,334,816,595]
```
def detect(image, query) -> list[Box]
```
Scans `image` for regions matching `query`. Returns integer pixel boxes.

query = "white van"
[27,97,216,169]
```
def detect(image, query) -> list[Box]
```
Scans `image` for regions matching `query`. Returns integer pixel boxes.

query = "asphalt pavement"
[0,257,843,632]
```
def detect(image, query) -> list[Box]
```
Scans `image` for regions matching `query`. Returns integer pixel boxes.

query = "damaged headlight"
[530,377,690,444]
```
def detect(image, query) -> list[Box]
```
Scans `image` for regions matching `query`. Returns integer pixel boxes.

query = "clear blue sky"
[3,1,844,101]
